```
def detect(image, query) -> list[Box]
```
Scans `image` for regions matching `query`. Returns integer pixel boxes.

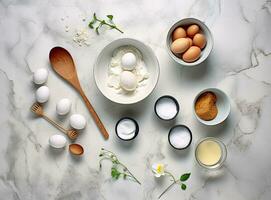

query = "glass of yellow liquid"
[195,137,227,169]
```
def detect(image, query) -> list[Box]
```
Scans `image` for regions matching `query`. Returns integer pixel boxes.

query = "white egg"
[121,52,136,70]
[35,86,50,103]
[33,68,48,85]
[49,134,67,148]
[56,98,72,115]
[120,71,138,91]
[70,114,86,130]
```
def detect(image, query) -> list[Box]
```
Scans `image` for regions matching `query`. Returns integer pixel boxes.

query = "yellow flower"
[152,163,166,177]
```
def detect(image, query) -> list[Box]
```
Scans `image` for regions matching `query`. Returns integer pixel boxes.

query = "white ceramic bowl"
[193,88,230,125]
[166,18,214,67]
[94,38,160,104]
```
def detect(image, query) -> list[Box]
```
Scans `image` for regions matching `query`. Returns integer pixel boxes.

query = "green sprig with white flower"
[152,163,191,199]
[99,148,141,185]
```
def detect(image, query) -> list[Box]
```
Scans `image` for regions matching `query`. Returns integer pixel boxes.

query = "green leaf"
[180,173,191,182]
[88,20,95,29]
[88,23,94,29]
[123,174,127,179]
[181,183,187,190]
[111,167,121,179]
[107,15,113,20]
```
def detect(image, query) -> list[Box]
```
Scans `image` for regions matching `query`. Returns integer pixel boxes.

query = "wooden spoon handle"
[80,92,109,140]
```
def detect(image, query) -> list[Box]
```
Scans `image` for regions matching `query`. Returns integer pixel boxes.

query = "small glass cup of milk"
[195,137,227,169]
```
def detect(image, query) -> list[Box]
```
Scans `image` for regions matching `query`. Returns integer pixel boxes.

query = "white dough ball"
[33,68,48,85]
[49,134,67,148]
[35,86,50,103]
[70,114,86,130]
[120,71,137,91]
[121,52,136,70]
[56,98,72,115]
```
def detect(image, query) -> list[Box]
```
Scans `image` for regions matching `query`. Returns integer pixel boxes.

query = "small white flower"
[152,163,166,177]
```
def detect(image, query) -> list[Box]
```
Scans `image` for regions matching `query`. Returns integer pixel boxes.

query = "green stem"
[158,181,176,199]
[158,171,181,199]
[120,172,133,179]
[165,171,176,182]
[118,162,141,185]
[96,18,123,33]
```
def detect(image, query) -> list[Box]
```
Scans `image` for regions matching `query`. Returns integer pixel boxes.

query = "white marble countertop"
[1,0,271,199]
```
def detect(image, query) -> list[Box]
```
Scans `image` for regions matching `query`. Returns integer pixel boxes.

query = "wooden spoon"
[49,47,109,140]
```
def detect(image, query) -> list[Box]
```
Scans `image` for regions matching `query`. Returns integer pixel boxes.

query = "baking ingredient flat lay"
[88,13,123,35]
[108,45,149,93]
[49,47,109,139]
[28,12,232,194]
[31,103,78,140]
[99,148,141,184]
[171,24,207,62]
[195,92,218,120]
[152,163,191,199]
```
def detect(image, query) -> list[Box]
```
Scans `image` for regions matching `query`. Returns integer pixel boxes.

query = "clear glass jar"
[195,137,227,169]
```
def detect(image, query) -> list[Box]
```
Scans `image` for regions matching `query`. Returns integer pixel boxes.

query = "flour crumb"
[73,28,90,46]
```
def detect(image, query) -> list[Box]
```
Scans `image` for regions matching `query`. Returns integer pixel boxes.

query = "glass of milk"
[195,137,227,169]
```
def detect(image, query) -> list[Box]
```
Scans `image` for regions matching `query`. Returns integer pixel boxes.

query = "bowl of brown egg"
[166,18,213,66]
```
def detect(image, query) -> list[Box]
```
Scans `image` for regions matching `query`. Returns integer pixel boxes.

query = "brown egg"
[171,38,190,54]
[187,24,200,38]
[186,37,193,47]
[172,27,186,41]
[182,46,201,62]
[193,33,206,49]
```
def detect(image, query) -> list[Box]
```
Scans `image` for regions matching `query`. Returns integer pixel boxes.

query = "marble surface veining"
[0,0,271,199]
